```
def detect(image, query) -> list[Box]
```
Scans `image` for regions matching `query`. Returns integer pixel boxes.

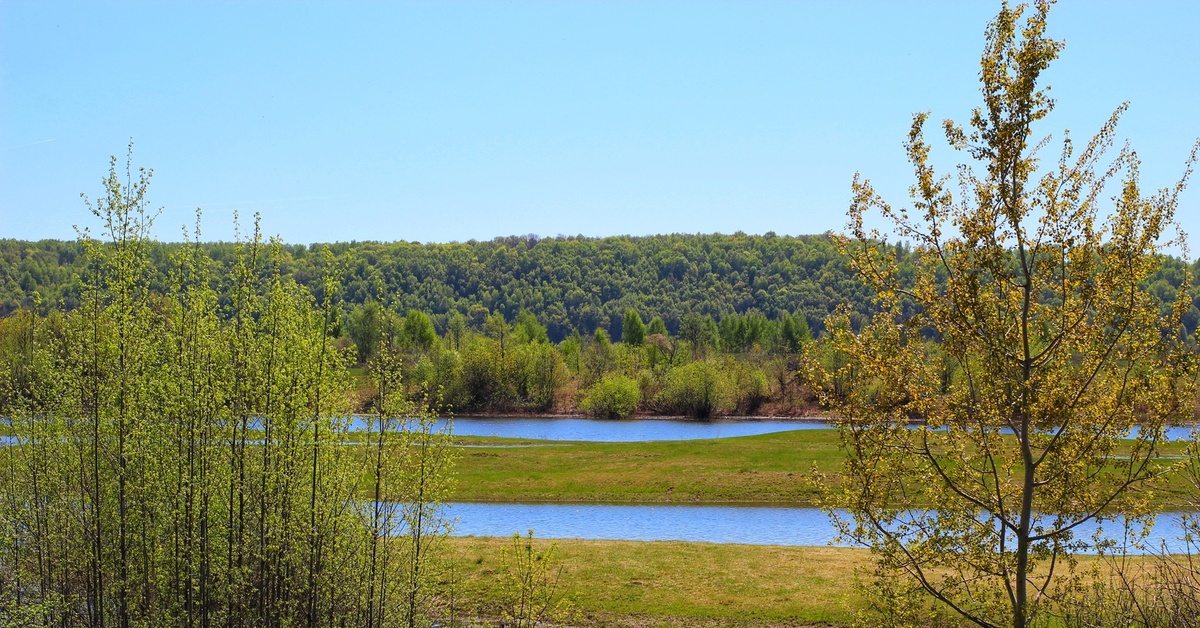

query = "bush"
[580,374,640,419]
[459,336,517,410]
[655,360,732,419]
[516,341,568,412]
[499,530,577,627]
[729,360,770,415]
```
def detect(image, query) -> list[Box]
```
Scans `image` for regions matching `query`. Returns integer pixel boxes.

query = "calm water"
[352,416,829,441]
[0,417,823,445]
[444,502,1194,554]
[354,417,1198,443]
[6,418,1192,445]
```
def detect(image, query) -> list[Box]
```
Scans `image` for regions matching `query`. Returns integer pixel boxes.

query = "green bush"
[655,360,732,419]
[580,374,641,419]
[729,360,770,415]
[516,341,568,412]
[459,336,517,410]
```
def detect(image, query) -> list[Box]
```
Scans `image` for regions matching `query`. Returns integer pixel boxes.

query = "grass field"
[445,430,1195,508]
[448,430,844,504]
[437,429,1198,624]
[447,536,870,627]
[445,536,1173,627]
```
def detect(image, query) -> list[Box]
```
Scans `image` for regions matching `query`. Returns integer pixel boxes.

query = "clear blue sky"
[2,1,1198,246]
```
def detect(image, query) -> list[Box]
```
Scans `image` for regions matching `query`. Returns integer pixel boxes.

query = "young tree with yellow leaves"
[812,2,1199,627]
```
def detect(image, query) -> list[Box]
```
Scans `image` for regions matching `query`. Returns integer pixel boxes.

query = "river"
[354,416,1198,442]
[443,501,1194,554]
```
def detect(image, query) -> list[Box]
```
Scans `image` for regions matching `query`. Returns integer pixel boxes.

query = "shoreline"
[353,410,840,423]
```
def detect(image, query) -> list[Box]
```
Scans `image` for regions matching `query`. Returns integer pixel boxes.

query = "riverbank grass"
[448,536,1185,627]
[448,430,844,504]
[449,536,868,626]
[446,430,1193,507]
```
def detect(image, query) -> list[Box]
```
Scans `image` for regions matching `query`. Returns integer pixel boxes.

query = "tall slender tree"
[812,2,1198,627]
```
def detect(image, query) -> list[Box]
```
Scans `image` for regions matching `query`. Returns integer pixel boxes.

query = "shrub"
[655,359,732,419]
[516,341,568,412]
[580,374,640,419]
[729,360,770,415]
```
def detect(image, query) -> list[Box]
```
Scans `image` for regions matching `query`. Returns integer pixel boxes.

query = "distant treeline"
[2,232,1198,340]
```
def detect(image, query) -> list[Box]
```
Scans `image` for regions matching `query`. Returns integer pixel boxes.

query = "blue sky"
[2,1,1198,246]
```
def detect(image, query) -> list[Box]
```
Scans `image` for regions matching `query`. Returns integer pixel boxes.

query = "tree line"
[343,299,816,418]
[0,232,872,341]
[4,232,1197,345]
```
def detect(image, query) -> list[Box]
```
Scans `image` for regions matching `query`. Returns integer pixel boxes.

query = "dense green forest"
[3,233,1199,342]
[6,230,1198,419]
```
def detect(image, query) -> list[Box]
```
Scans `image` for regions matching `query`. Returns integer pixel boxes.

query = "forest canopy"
[3,233,1198,342]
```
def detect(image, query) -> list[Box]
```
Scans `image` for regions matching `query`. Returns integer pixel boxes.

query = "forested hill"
[2,233,1197,341]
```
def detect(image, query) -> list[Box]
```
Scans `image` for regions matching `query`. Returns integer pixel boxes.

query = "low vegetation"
[580,374,641,419]
[445,431,1196,508]
[448,537,869,626]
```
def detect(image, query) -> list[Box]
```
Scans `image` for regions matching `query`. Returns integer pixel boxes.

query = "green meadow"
[444,430,1195,508]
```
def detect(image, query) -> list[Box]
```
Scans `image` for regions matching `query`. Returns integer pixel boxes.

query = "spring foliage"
[580,374,641,419]
[811,2,1199,627]
[0,151,455,627]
